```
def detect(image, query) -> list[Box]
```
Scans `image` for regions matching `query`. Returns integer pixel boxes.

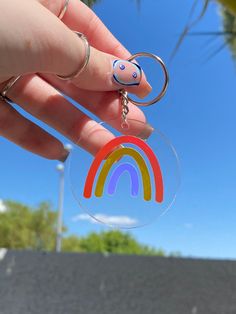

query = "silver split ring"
[124,52,169,107]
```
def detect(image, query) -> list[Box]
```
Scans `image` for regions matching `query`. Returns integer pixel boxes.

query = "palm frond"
[170,0,210,61]
[221,8,236,59]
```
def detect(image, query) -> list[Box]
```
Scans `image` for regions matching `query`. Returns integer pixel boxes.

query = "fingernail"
[136,81,152,99]
[58,149,70,162]
[112,60,142,86]
[137,123,154,140]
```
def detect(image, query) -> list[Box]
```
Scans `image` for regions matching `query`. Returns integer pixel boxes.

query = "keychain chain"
[120,89,130,129]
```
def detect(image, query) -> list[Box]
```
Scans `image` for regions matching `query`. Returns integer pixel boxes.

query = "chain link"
[119,90,130,128]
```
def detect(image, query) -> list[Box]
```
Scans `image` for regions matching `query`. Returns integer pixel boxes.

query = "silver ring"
[58,0,70,20]
[57,31,90,80]
[0,75,21,102]
[125,52,169,107]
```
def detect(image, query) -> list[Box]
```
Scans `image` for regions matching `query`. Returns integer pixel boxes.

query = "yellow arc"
[95,147,152,201]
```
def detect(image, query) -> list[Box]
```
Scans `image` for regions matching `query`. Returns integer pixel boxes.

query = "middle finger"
[42,73,154,139]
[6,74,153,153]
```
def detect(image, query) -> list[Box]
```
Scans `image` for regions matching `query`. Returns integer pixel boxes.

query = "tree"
[62,230,166,256]
[172,0,236,61]
[0,201,32,249]
[0,201,63,251]
[221,6,236,59]
[81,0,140,8]
[29,202,63,251]
[62,235,82,252]
[83,0,236,59]
[199,1,236,59]
[0,200,167,256]
[82,0,100,7]
[218,0,236,15]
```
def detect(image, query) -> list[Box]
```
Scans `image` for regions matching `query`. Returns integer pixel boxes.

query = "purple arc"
[107,163,139,197]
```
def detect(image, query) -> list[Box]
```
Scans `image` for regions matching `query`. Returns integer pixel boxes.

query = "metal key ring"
[126,52,169,107]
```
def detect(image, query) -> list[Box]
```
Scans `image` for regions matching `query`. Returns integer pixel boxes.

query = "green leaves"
[0,201,59,251]
[221,6,236,60]
[62,230,166,256]
[171,0,210,60]
[171,0,236,61]
[218,0,236,15]
[0,200,166,256]
[81,0,100,8]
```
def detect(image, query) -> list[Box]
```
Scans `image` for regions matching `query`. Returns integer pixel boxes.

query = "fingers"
[0,99,68,160]
[41,73,154,139]
[5,74,116,156]
[64,46,152,98]
[37,0,152,97]
[55,0,152,96]
[0,0,151,97]
[5,74,153,156]
[60,0,131,58]
[39,0,130,58]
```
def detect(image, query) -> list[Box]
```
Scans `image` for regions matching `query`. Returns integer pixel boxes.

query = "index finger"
[40,0,130,58]
[62,0,130,58]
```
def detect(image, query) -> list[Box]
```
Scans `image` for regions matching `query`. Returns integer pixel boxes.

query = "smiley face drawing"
[113,60,142,86]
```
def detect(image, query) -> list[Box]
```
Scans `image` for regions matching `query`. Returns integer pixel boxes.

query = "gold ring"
[58,0,70,20]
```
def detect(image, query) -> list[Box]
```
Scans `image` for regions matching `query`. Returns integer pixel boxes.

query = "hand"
[0,0,153,161]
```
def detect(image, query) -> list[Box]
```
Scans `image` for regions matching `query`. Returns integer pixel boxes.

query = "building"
[0,250,236,314]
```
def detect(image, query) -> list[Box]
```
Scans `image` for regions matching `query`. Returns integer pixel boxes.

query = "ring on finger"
[0,76,21,103]
[58,0,70,20]
[57,31,90,81]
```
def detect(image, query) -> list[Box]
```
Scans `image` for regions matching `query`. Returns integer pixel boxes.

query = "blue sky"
[1,0,236,259]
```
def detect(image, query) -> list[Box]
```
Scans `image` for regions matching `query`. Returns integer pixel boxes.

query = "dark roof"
[0,250,236,314]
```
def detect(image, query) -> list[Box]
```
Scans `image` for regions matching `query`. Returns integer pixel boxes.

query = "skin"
[0,0,153,160]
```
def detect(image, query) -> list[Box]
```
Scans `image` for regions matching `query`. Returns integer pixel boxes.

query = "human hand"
[0,0,153,161]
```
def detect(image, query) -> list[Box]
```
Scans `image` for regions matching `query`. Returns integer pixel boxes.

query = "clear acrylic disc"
[68,119,180,229]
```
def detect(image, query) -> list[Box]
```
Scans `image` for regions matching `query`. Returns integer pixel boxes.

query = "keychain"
[0,0,180,230]
[69,52,180,229]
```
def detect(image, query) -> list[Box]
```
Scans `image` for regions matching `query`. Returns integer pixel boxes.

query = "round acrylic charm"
[68,119,180,229]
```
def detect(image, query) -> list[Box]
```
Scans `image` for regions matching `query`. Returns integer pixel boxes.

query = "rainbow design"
[83,136,163,203]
